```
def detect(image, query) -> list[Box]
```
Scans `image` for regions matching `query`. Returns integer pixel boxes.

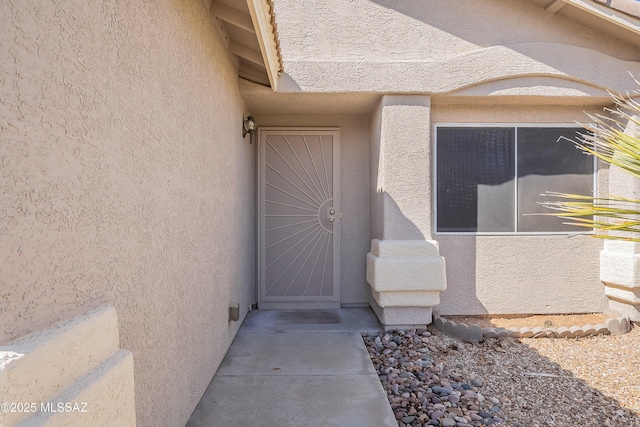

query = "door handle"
[327,217,334,223]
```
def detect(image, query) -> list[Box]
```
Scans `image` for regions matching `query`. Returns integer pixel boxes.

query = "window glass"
[517,128,594,232]
[436,128,515,232]
[436,125,593,234]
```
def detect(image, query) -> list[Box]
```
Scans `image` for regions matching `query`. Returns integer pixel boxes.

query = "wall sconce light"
[242,116,256,142]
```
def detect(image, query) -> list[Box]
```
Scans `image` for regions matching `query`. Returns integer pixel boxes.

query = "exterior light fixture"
[242,115,257,141]
[229,302,240,322]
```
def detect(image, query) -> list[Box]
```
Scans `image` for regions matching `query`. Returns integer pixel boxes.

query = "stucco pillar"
[601,117,640,321]
[367,95,446,328]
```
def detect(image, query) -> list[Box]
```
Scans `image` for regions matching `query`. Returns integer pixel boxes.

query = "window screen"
[516,127,594,232]
[437,128,515,232]
[436,126,593,233]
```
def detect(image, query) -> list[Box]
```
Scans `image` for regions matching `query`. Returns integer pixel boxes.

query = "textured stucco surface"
[275,0,640,62]
[437,235,605,315]
[240,79,380,115]
[251,1,632,317]
[272,0,640,96]
[1,306,122,426]
[1,1,255,426]
[366,239,446,312]
[256,115,371,305]
[365,97,448,326]
[433,105,607,315]
[2,306,135,427]
[373,96,433,240]
[25,349,136,427]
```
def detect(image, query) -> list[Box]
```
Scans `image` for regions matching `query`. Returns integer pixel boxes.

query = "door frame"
[257,127,341,309]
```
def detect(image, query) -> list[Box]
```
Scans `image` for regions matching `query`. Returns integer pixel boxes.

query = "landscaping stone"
[607,317,631,335]
[363,330,505,427]
[471,377,483,387]
[433,312,631,340]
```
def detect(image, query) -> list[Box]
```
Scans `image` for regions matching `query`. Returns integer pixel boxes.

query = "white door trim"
[257,128,341,309]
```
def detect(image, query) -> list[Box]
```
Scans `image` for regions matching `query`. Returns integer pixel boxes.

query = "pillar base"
[366,239,446,328]
[607,298,640,322]
[601,242,640,322]
[369,296,432,330]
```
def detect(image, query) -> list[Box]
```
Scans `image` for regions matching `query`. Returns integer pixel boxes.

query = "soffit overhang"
[532,0,640,48]
[206,0,283,90]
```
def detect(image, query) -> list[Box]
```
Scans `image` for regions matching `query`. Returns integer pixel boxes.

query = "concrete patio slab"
[215,331,376,376]
[187,375,396,427]
[186,308,396,427]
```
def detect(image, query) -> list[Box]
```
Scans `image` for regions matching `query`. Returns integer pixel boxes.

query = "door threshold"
[258,301,340,310]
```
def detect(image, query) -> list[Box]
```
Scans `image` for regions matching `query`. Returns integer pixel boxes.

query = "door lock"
[327,207,336,224]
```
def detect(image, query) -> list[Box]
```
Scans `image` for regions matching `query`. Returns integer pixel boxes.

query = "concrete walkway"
[186,308,397,427]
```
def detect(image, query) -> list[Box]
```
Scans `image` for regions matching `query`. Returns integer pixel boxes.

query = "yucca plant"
[542,90,640,241]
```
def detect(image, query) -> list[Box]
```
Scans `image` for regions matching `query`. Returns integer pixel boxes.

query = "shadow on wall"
[373,191,489,313]
[434,329,640,425]
[370,0,639,91]
[435,236,486,315]
[378,191,426,240]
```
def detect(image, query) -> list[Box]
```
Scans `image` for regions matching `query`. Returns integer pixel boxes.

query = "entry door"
[258,129,340,309]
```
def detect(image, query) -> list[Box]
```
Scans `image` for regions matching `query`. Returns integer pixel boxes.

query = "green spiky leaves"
[542,88,640,242]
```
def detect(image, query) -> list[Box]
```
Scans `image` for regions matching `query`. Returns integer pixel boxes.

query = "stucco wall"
[275,0,640,62]
[260,0,634,317]
[273,0,640,96]
[370,95,434,241]
[433,105,607,315]
[1,1,254,426]
[257,115,371,305]
[370,103,384,242]
[366,100,607,316]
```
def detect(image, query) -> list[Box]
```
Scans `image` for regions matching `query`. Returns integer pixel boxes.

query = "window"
[435,125,594,234]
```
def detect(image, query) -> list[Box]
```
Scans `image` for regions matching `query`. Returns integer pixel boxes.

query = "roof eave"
[546,0,640,42]
[246,0,283,91]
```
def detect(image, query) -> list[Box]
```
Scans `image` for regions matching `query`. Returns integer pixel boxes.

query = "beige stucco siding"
[250,0,636,319]
[437,235,605,315]
[433,105,607,315]
[1,1,253,426]
[257,115,371,305]
[273,0,640,96]
[274,0,640,62]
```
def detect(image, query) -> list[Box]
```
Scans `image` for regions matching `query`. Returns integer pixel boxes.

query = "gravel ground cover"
[363,324,640,427]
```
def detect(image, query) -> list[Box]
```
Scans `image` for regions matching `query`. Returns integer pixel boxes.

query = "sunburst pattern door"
[258,129,340,308]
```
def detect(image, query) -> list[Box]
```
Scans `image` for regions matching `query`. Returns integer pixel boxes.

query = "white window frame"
[433,123,598,236]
